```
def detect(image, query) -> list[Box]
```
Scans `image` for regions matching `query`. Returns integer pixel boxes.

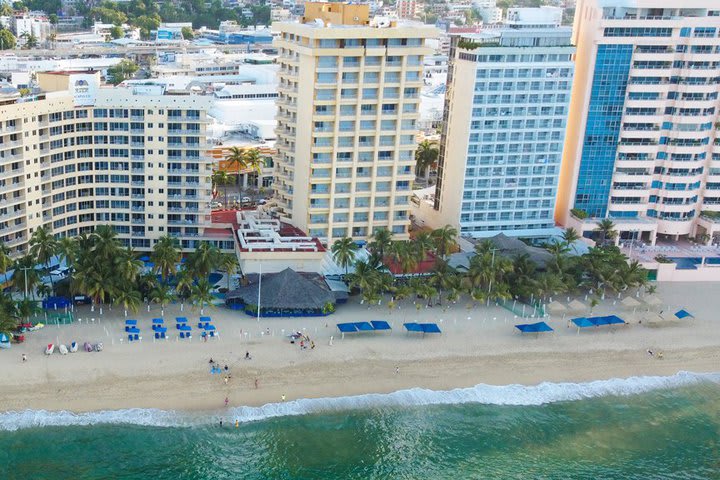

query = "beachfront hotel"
[411,7,575,239]
[272,2,438,242]
[556,0,720,245]
[0,71,230,257]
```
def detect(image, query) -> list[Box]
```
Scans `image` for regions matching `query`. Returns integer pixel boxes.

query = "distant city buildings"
[413,7,574,239]
[557,0,720,245]
[272,2,437,242]
[396,0,417,19]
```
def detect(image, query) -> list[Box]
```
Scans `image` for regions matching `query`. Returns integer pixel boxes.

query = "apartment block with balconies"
[557,0,720,245]
[273,1,437,243]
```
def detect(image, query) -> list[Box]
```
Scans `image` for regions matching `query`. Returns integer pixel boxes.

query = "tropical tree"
[92,225,121,261]
[0,298,17,337]
[113,287,142,317]
[0,242,12,275]
[414,139,439,182]
[508,254,538,300]
[15,298,39,324]
[431,225,457,260]
[116,247,144,283]
[13,255,40,299]
[595,219,617,246]
[242,148,265,192]
[211,170,232,207]
[224,146,246,199]
[151,235,181,283]
[331,237,358,276]
[149,284,175,316]
[430,259,456,305]
[190,278,214,315]
[368,228,393,261]
[562,227,581,248]
[57,236,78,272]
[186,242,222,279]
[29,226,58,290]
[388,241,417,274]
[220,253,238,290]
[347,259,383,297]
[413,231,434,262]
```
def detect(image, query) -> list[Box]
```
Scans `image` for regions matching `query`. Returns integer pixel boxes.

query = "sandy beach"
[1,282,719,413]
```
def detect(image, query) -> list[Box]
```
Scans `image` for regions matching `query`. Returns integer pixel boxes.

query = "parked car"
[241,197,252,204]
[209,201,223,209]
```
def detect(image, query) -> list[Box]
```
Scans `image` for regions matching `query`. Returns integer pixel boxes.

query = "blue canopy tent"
[204,324,217,338]
[675,309,694,319]
[404,322,442,335]
[125,319,138,332]
[42,296,71,309]
[0,333,11,349]
[572,315,627,332]
[154,326,167,339]
[355,321,374,332]
[337,323,358,333]
[515,321,554,334]
[370,320,391,331]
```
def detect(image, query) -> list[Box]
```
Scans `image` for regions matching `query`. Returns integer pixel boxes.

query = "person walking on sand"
[254,378,259,389]
[395,366,399,374]
[281,394,286,402]
[22,354,27,362]
[224,396,229,407]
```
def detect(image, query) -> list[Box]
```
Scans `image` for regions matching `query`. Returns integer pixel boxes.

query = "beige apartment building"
[0,72,224,257]
[273,2,437,242]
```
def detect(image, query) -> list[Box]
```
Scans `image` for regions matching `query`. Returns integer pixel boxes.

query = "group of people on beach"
[291,332,315,350]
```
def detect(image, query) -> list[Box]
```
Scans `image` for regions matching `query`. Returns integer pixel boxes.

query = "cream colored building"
[0,76,225,257]
[557,0,720,245]
[272,2,438,242]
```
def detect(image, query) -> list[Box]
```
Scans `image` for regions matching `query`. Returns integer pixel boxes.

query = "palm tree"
[211,170,232,207]
[15,298,39,324]
[186,242,222,279]
[224,146,247,197]
[562,227,581,248]
[388,241,417,274]
[152,235,181,283]
[431,225,457,260]
[57,236,78,270]
[29,226,58,290]
[0,242,13,275]
[595,219,617,246]
[242,147,265,192]
[220,253,238,290]
[190,278,214,315]
[13,255,40,299]
[36,283,52,300]
[430,259,456,305]
[0,299,18,337]
[175,267,194,301]
[331,237,358,275]
[92,225,121,262]
[414,140,439,182]
[368,228,393,261]
[113,287,142,317]
[508,254,538,300]
[347,259,382,295]
[535,272,566,301]
[116,247,144,283]
[413,231,434,262]
[149,284,175,316]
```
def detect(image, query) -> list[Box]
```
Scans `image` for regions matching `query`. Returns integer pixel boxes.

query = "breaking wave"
[1,371,717,431]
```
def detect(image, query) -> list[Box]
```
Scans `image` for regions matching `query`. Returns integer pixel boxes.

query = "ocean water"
[1,372,719,479]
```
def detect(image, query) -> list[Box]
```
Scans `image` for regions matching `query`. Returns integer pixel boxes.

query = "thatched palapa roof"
[226,268,335,310]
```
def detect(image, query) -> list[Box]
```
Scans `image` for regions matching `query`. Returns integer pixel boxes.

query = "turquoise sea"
[1,372,719,479]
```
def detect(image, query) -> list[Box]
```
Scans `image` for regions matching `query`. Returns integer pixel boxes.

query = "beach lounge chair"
[70,341,78,353]
[59,344,68,355]
[84,342,93,352]
[45,344,54,355]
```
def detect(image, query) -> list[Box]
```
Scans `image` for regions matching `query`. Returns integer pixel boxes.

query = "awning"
[675,309,693,319]
[370,320,391,331]
[404,322,441,334]
[572,315,627,328]
[515,321,554,333]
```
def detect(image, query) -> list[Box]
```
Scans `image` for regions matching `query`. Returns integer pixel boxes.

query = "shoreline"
[2,282,720,415]
[2,347,718,414]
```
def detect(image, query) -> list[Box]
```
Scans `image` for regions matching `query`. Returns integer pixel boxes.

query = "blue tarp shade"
[127,327,140,334]
[337,323,358,333]
[200,316,212,323]
[155,326,167,333]
[421,323,442,334]
[675,309,693,319]
[573,315,626,328]
[176,317,188,323]
[515,321,554,333]
[204,324,216,331]
[42,296,71,309]
[152,318,164,324]
[371,320,391,331]
[572,317,594,328]
[140,255,151,262]
[125,319,138,325]
[355,321,374,331]
[178,325,192,331]
[404,322,423,332]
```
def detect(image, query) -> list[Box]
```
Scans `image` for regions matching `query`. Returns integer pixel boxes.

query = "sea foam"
[1,371,718,432]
